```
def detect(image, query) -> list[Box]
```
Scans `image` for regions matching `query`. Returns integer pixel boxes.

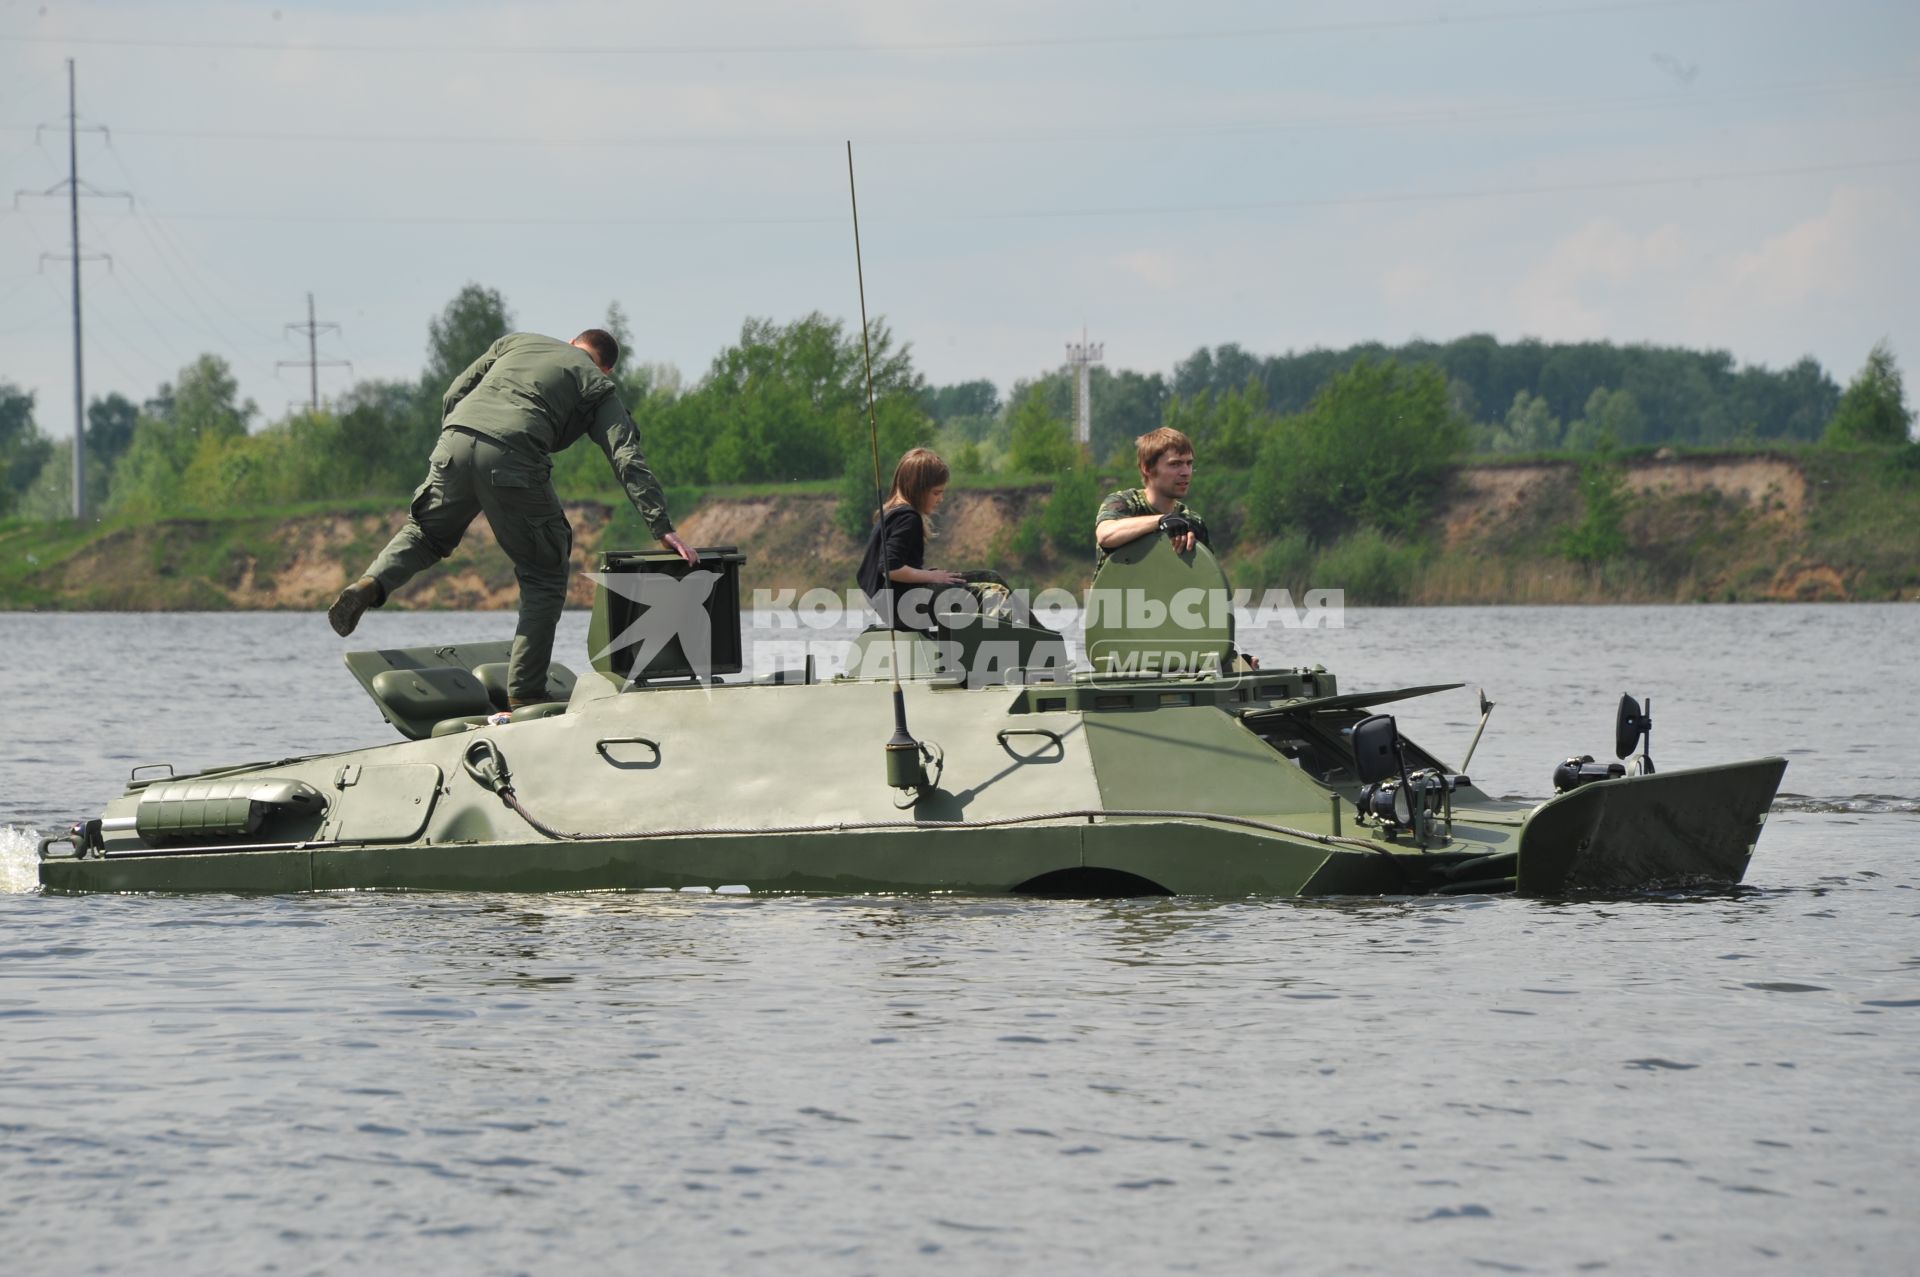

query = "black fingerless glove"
[1157,513,1192,539]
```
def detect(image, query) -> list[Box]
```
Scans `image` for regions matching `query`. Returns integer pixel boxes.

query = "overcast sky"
[1,0,1915,438]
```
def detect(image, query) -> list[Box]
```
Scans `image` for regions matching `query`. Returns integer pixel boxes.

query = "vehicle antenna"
[846,142,925,791]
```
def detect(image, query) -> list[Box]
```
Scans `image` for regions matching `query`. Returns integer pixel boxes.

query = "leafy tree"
[1041,465,1100,558]
[1089,367,1169,462]
[835,447,885,543]
[0,382,51,516]
[86,393,138,471]
[1174,334,1840,450]
[947,441,983,475]
[1502,390,1563,452]
[1005,386,1079,476]
[172,355,255,442]
[921,379,1000,423]
[1824,341,1913,447]
[670,313,927,486]
[108,355,256,514]
[425,283,513,394]
[1566,386,1646,452]
[1248,358,1468,541]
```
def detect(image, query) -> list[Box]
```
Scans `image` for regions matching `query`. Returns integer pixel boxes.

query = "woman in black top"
[857,448,966,631]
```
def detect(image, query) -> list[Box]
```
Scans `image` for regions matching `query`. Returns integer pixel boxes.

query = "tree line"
[0,284,1910,539]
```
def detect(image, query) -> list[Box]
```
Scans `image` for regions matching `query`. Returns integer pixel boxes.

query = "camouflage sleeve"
[589,395,675,540]
[1094,489,1134,524]
[441,336,506,421]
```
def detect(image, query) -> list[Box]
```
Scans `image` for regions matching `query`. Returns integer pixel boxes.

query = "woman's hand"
[888,566,967,586]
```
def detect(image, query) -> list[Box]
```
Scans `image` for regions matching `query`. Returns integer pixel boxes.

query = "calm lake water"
[2,605,1915,1274]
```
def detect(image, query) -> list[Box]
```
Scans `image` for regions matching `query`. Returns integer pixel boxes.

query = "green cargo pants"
[364,428,573,704]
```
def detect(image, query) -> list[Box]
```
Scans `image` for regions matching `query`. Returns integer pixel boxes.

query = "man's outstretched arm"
[1095,513,1162,551]
[590,400,698,564]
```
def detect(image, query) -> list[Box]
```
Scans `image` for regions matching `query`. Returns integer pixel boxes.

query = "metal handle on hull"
[996,728,1064,761]
[595,736,662,768]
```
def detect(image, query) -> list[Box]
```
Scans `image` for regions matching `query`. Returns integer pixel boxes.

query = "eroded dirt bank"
[3,453,1911,608]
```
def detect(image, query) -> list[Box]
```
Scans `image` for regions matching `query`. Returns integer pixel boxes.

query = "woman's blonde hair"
[884,447,951,533]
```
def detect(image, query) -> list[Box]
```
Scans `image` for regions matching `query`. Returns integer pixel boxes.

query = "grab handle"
[595,736,662,768]
[996,727,1064,760]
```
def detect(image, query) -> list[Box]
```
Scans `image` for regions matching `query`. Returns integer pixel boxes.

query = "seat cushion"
[472,661,578,712]
[368,667,494,740]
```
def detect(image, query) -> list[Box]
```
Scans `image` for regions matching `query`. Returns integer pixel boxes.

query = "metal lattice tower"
[278,292,350,412]
[1064,329,1103,447]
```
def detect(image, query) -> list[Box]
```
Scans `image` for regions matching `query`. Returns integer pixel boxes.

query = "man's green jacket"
[442,332,674,538]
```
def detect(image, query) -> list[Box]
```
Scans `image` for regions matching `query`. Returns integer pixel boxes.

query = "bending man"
[328,328,697,708]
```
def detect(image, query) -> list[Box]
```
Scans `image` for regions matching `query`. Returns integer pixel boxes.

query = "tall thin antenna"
[277,291,350,412]
[847,141,924,790]
[847,141,898,676]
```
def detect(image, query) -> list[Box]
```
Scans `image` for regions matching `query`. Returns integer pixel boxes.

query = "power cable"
[1,71,1909,151]
[82,220,193,368]
[0,273,61,339]
[81,201,272,376]
[67,293,154,389]
[0,0,1750,57]
[106,153,1920,230]
[96,141,276,338]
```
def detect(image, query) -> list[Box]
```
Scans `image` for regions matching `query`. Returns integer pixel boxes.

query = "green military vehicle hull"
[37,541,1785,898]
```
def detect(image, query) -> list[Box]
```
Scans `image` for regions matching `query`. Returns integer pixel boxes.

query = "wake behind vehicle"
[37,538,1785,897]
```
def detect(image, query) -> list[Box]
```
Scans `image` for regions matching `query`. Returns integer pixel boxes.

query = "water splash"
[1772,794,1920,815]
[1,824,43,894]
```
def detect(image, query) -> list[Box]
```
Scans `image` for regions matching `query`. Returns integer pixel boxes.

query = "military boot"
[327,576,385,637]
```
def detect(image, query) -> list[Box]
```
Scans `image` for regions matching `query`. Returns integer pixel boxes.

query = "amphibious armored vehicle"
[37,538,1785,897]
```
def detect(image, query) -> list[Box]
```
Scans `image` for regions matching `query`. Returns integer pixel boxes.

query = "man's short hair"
[574,328,620,371]
[1136,426,1194,479]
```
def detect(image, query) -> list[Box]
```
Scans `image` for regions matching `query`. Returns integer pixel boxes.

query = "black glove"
[1157,513,1193,540]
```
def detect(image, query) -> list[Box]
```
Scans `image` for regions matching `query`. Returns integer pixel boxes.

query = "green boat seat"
[368,667,493,740]
[472,661,578,712]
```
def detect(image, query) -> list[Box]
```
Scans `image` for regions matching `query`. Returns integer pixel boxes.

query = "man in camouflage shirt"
[328,328,696,708]
[1094,426,1210,564]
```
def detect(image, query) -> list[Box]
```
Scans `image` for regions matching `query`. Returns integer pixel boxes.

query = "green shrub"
[1011,513,1045,563]
[1554,459,1631,564]
[1254,530,1315,595]
[1041,467,1100,558]
[1312,528,1426,604]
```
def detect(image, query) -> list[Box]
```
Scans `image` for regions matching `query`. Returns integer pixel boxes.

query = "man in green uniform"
[327,328,696,708]
[1094,425,1210,564]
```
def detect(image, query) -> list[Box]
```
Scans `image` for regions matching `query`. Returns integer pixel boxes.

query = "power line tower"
[1065,328,1103,447]
[13,59,129,524]
[278,292,350,412]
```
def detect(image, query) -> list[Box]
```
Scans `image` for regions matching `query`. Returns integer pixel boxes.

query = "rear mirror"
[1351,714,1402,785]
[1615,694,1652,760]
